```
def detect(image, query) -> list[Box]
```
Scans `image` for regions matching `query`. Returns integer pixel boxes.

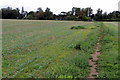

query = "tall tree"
[86,7,93,17]
[102,12,108,19]
[45,7,50,12]
[72,7,76,15]
[37,7,43,12]
[35,11,44,20]
[75,8,81,16]
[97,8,102,15]
[1,7,20,19]
[94,8,103,20]
[25,11,35,19]
[44,7,53,20]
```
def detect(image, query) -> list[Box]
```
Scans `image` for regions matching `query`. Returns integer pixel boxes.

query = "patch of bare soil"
[88,37,101,79]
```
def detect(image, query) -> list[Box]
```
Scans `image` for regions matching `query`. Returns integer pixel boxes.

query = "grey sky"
[0,0,119,14]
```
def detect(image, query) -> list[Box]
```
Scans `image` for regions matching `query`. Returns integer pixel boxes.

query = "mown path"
[88,36,102,79]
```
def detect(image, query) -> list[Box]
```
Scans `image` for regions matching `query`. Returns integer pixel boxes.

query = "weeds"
[97,23,119,78]
[44,23,102,78]
[2,20,118,78]
[71,26,86,29]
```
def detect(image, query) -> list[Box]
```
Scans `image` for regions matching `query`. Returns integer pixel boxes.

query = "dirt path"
[88,37,101,79]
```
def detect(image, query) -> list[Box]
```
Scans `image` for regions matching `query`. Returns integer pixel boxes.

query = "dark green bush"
[70,26,86,29]
[82,16,91,21]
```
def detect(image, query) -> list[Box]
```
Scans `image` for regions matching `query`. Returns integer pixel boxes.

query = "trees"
[72,7,76,15]
[86,7,93,17]
[35,7,44,19]
[37,7,43,12]
[1,6,120,21]
[25,11,35,19]
[1,7,21,19]
[44,7,53,20]
[70,7,93,21]
[102,12,108,19]
[75,8,81,16]
[35,7,53,20]
[20,7,28,19]
[35,11,45,20]
[108,11,120,20]
[93,8,120,21]
[94,8,103,20]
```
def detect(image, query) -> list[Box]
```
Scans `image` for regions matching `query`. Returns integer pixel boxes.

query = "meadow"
[2,19,119,78]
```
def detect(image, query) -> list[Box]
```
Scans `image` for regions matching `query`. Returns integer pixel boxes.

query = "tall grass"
[44,23,102,78]
[97,23,119,78]
[2,20,94,78]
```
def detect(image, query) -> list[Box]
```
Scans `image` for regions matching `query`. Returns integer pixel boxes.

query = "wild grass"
[97,23,119,78]
[2,20,94,78]
[44,24,101,78]
[2,20,118,78]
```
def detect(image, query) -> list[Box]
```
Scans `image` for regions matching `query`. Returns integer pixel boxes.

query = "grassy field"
[2,19,119,78]
[97,22,119,78]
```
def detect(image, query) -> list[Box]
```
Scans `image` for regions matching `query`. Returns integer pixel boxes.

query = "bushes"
[71,24,96,30]
[82,16,91,21]
[71,26,86,29]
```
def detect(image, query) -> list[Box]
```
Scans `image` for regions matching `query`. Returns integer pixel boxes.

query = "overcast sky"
[0,0,119,14]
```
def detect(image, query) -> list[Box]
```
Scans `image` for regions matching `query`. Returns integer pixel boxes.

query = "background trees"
[66,7,92,21]
[20,7,54,20]
[35,7,44,20]
[25,11,35,19]
[1,7,21,19]
[1,6,120,21]
[44,7,53,20]
[94,9,120,21]
[94,8,103,20]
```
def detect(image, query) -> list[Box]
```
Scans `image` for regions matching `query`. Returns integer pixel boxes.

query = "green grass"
[2,20,94,78]
[96,22,119,78]
[2,20,118,78]
[44,26,101,78]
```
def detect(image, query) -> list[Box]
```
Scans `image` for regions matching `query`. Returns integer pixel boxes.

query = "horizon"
[0,0,119,15]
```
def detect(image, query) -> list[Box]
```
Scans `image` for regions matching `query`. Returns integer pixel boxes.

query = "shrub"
[70,26,86,29]
[82,16,91,21]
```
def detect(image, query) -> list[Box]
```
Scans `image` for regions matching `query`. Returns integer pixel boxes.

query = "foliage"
[71,26,86,29]
[71,24,96,30]
[82,16,91,21]
[25,11,36,19]
[44,8,53,20]
[1,6,120,21]
[1,7,20,19]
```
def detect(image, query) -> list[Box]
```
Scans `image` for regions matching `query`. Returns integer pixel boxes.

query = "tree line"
[0,7,120,21]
